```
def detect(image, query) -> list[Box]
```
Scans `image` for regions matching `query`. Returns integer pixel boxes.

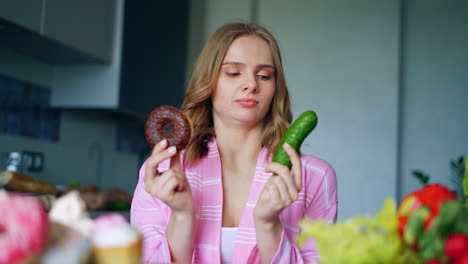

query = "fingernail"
[158,139,167,146]
[168,146,177,153]
[283,142,291,149]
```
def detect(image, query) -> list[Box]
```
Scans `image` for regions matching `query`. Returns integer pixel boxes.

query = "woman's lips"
[235,98,258,108]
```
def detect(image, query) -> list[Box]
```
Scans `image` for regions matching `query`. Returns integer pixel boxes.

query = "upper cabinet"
[0,0,115,63]
[42,0,115,63]
[0,0,43,33]
[1,0,189,118]
[51,0,190,118]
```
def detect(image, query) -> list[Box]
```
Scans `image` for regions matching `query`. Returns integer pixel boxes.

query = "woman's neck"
[214,121,263,173]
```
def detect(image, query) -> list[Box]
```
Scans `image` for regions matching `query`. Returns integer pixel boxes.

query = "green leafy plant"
[412,170,431,186]
[408,200,468,262]
[450,155,466,202]
[411,155,466,202]
[68,181,81,189]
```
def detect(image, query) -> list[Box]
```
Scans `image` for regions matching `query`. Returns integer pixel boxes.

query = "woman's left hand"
[254,142,302,225]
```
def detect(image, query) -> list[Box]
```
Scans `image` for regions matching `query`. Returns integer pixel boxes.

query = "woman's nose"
[242,75,258,93]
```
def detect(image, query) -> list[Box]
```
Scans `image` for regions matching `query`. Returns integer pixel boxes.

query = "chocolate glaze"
[144,105,192,150]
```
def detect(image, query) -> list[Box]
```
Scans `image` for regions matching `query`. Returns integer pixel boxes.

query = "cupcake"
[92,213,142,264]
[48,190,93,237]
[40,222,92,264]
[41,190,93,264]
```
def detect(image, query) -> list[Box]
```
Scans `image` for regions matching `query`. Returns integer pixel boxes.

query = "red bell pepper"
[398,184,457,238]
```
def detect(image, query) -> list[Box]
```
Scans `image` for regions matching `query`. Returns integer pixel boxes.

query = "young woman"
[131,22,337,264]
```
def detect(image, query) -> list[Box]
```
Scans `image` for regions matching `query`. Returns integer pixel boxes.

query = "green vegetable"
[404,207,428,246]
[272,110,318,168]
[68,181,81,189]
[417,200,468,261]
[411,170,431,186]
[105,200,131,211]
[296,198,422,264]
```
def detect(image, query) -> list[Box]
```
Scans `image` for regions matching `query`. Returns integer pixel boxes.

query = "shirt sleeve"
[294,162,338,263]
[130,160,173,264]
[247,158,338,264]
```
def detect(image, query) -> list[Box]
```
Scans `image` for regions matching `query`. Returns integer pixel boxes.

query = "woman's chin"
[214,110,265,128]
[233,115,263,127]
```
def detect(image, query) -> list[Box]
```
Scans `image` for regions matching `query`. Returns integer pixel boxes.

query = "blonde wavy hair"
[181,22,292,166]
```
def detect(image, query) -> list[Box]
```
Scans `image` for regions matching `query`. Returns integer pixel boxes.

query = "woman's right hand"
[144,139,194,215]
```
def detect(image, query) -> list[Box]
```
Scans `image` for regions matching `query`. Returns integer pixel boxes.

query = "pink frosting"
[0,191,48,264]
[92,213,128,233]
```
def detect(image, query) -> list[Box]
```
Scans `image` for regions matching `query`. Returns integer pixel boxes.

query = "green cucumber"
[272,110,318,168]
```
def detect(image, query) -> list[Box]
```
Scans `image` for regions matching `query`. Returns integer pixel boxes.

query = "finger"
[145,140,168,181]
[148,140,170,173]
[267,181,282,204]
[154,169,181,198]
[144,166,171,196]
[175,172,186,191]
[146,145,178,178]
[161,169,186,192]
[266,162,290,179]
[158,169,178,190]
[278,171,299,201]
[144,144,167,192]
[266,162,297,200]
[152,139,169,156]
[160,174,180,198]
[143,170,154,193]
[259,188,270,201]
[283,143,302,190]
[144,169,167,196]
[169,147,181,171]
[271,176,293,204]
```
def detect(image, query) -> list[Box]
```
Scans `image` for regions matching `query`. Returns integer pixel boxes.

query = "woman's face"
[212,35,275,128]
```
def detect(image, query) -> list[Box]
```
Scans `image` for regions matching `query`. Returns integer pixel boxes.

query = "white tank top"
[220,227,238,264]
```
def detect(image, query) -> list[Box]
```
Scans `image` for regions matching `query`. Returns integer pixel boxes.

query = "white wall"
[258,0,400,220]
[399,0,468,197]
[190,0,400,220]
[188,0,467,220]
[187,0,253,73]
[203,0,253,39]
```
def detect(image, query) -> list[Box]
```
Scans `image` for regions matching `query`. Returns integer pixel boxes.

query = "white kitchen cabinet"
[0,0,43,33]
[0,0,115,63]
[42,0,115,63]
[52,0,190,118]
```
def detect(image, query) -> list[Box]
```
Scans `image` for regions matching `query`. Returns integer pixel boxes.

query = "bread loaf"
[0,170,57,194]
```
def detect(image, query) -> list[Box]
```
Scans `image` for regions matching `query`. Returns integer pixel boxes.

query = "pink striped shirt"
[131,139,337,263]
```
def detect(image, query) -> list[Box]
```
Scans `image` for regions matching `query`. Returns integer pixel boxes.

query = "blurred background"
[0,0,466,220]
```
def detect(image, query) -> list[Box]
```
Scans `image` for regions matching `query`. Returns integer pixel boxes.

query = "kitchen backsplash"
[0,72,150,160]
[0,73,60,141]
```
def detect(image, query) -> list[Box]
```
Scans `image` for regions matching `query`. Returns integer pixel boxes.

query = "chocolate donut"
[144,105,193,150]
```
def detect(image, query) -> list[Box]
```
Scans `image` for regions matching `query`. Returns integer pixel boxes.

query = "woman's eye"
[226,72,240,77]
[258,75,271,81]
